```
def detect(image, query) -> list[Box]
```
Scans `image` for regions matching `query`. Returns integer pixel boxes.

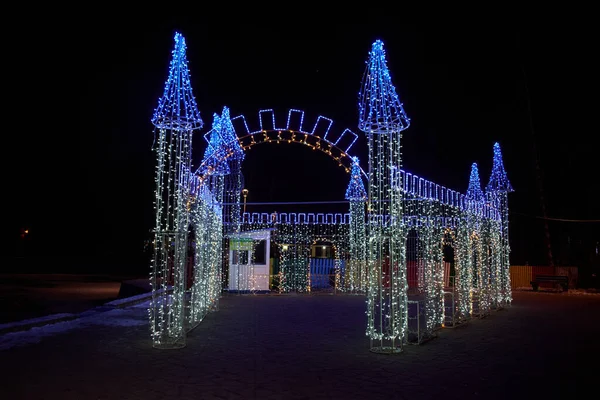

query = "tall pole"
[517,32,553,268]
[242,188,248,214]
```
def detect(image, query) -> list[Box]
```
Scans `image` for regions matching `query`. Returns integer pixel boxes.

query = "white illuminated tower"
[486,143,514,305]
[218,107,245,292]
[462,162,485,317]
[358,40,411,353]
[195,113,230,312]
[345,157,367,293]
[220,106,245,235]
[149,32,203,349]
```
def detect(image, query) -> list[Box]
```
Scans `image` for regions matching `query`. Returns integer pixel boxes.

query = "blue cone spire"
[200,114,230,175]
[220,106,244,160]
[486,142,513,193]
[151,32,203,131]
[345,157,367,201]
[358,40,410,134]
[466,162,485,202]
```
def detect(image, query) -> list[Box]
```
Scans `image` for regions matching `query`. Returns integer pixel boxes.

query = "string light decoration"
[218,107,245,292]
[454,163,484,320]
[451,161,504,321]
[453,215,472,320]
[188,182,222,326]
[359,39,410,353]
[186,113,233,329]
[200,113,231,176]
[220,106,245,235]
[416,200,445,336]
[345,157,367,293]
[467,163,483,301]
[486,142,513,305]
[358,40,410,133]
[486,143,513,193]
[149,32,203,349]
[466,162,485,203]
[146,33,514,352]
[239,215,349,293]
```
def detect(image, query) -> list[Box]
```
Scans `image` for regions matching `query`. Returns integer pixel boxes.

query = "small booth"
[227,229,272,292]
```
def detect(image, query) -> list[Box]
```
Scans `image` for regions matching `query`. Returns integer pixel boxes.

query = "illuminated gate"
[148,33,513,352]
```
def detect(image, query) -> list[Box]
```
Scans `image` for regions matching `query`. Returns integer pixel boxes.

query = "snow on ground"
[0,313,75,332]
[566,289,600,296]
[515,286,600,295]
[0,302,150,351]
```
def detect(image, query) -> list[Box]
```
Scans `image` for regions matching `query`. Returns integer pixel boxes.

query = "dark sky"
[7,12,598,273]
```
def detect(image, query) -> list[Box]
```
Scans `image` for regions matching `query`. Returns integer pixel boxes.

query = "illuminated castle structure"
[148,33,512,352]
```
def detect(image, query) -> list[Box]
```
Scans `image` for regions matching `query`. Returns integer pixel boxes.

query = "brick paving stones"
[1,291,598,399]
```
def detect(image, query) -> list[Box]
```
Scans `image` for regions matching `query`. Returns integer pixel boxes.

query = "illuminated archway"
[149,33,512,353]
[195,109,367,182]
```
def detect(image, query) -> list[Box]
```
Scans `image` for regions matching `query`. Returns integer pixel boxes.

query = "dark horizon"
[6,15,598,277]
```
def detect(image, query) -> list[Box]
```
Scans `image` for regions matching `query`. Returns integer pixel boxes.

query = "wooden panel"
[510,265,532,289]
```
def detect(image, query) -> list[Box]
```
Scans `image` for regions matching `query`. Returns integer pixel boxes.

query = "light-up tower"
[345,157,367,293]
[358,40,411,353]
[220,106,245,235]
[190,113,230,322]
[486,142,513,305]
[149,32,203,349]
[461,162,485,317]
[219,107,245,292]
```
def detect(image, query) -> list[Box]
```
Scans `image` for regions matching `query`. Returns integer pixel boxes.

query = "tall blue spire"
[466,162,485,202]
[200,114,230,175]
[151,32,203,131]
[486,142,513,193]
[345,157,367,201]
[358,40,410,134]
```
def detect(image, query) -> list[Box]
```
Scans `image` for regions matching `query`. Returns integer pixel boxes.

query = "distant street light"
[242,189,249,214]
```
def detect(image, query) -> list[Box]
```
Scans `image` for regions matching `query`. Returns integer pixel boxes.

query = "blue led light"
[345,157,367,201]
[151,32,203,131]
[466,162,485,202]
[200,113,230,175]
[220,106,244,160]
[358,40,410,134]
[486,142,513,193]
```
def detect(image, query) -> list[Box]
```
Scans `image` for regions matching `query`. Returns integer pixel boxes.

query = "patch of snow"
[85,308,148,327]
[130,300,152,309]
[105,292,152,307]
[0,313,75,332]
[0,318,87,351]
[0,307,148,351]
[567,289,600,296]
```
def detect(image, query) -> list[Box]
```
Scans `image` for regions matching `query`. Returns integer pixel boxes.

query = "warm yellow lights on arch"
[196,129,362,183]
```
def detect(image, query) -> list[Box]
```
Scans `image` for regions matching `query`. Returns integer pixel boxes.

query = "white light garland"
[147,35,514,353]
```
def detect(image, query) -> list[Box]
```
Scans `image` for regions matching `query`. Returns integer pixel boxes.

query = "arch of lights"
[149,33,513,352]
[195,108,368,180]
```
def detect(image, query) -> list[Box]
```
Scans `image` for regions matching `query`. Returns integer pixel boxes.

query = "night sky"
[7,13,598,276]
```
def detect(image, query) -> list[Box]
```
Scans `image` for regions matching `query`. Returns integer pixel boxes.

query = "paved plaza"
[1,291,598,399]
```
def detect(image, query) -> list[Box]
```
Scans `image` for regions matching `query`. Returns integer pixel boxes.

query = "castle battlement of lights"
[148,33,513,353]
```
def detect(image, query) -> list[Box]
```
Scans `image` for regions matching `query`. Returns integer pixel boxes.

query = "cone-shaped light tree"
[466,162,485,203]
